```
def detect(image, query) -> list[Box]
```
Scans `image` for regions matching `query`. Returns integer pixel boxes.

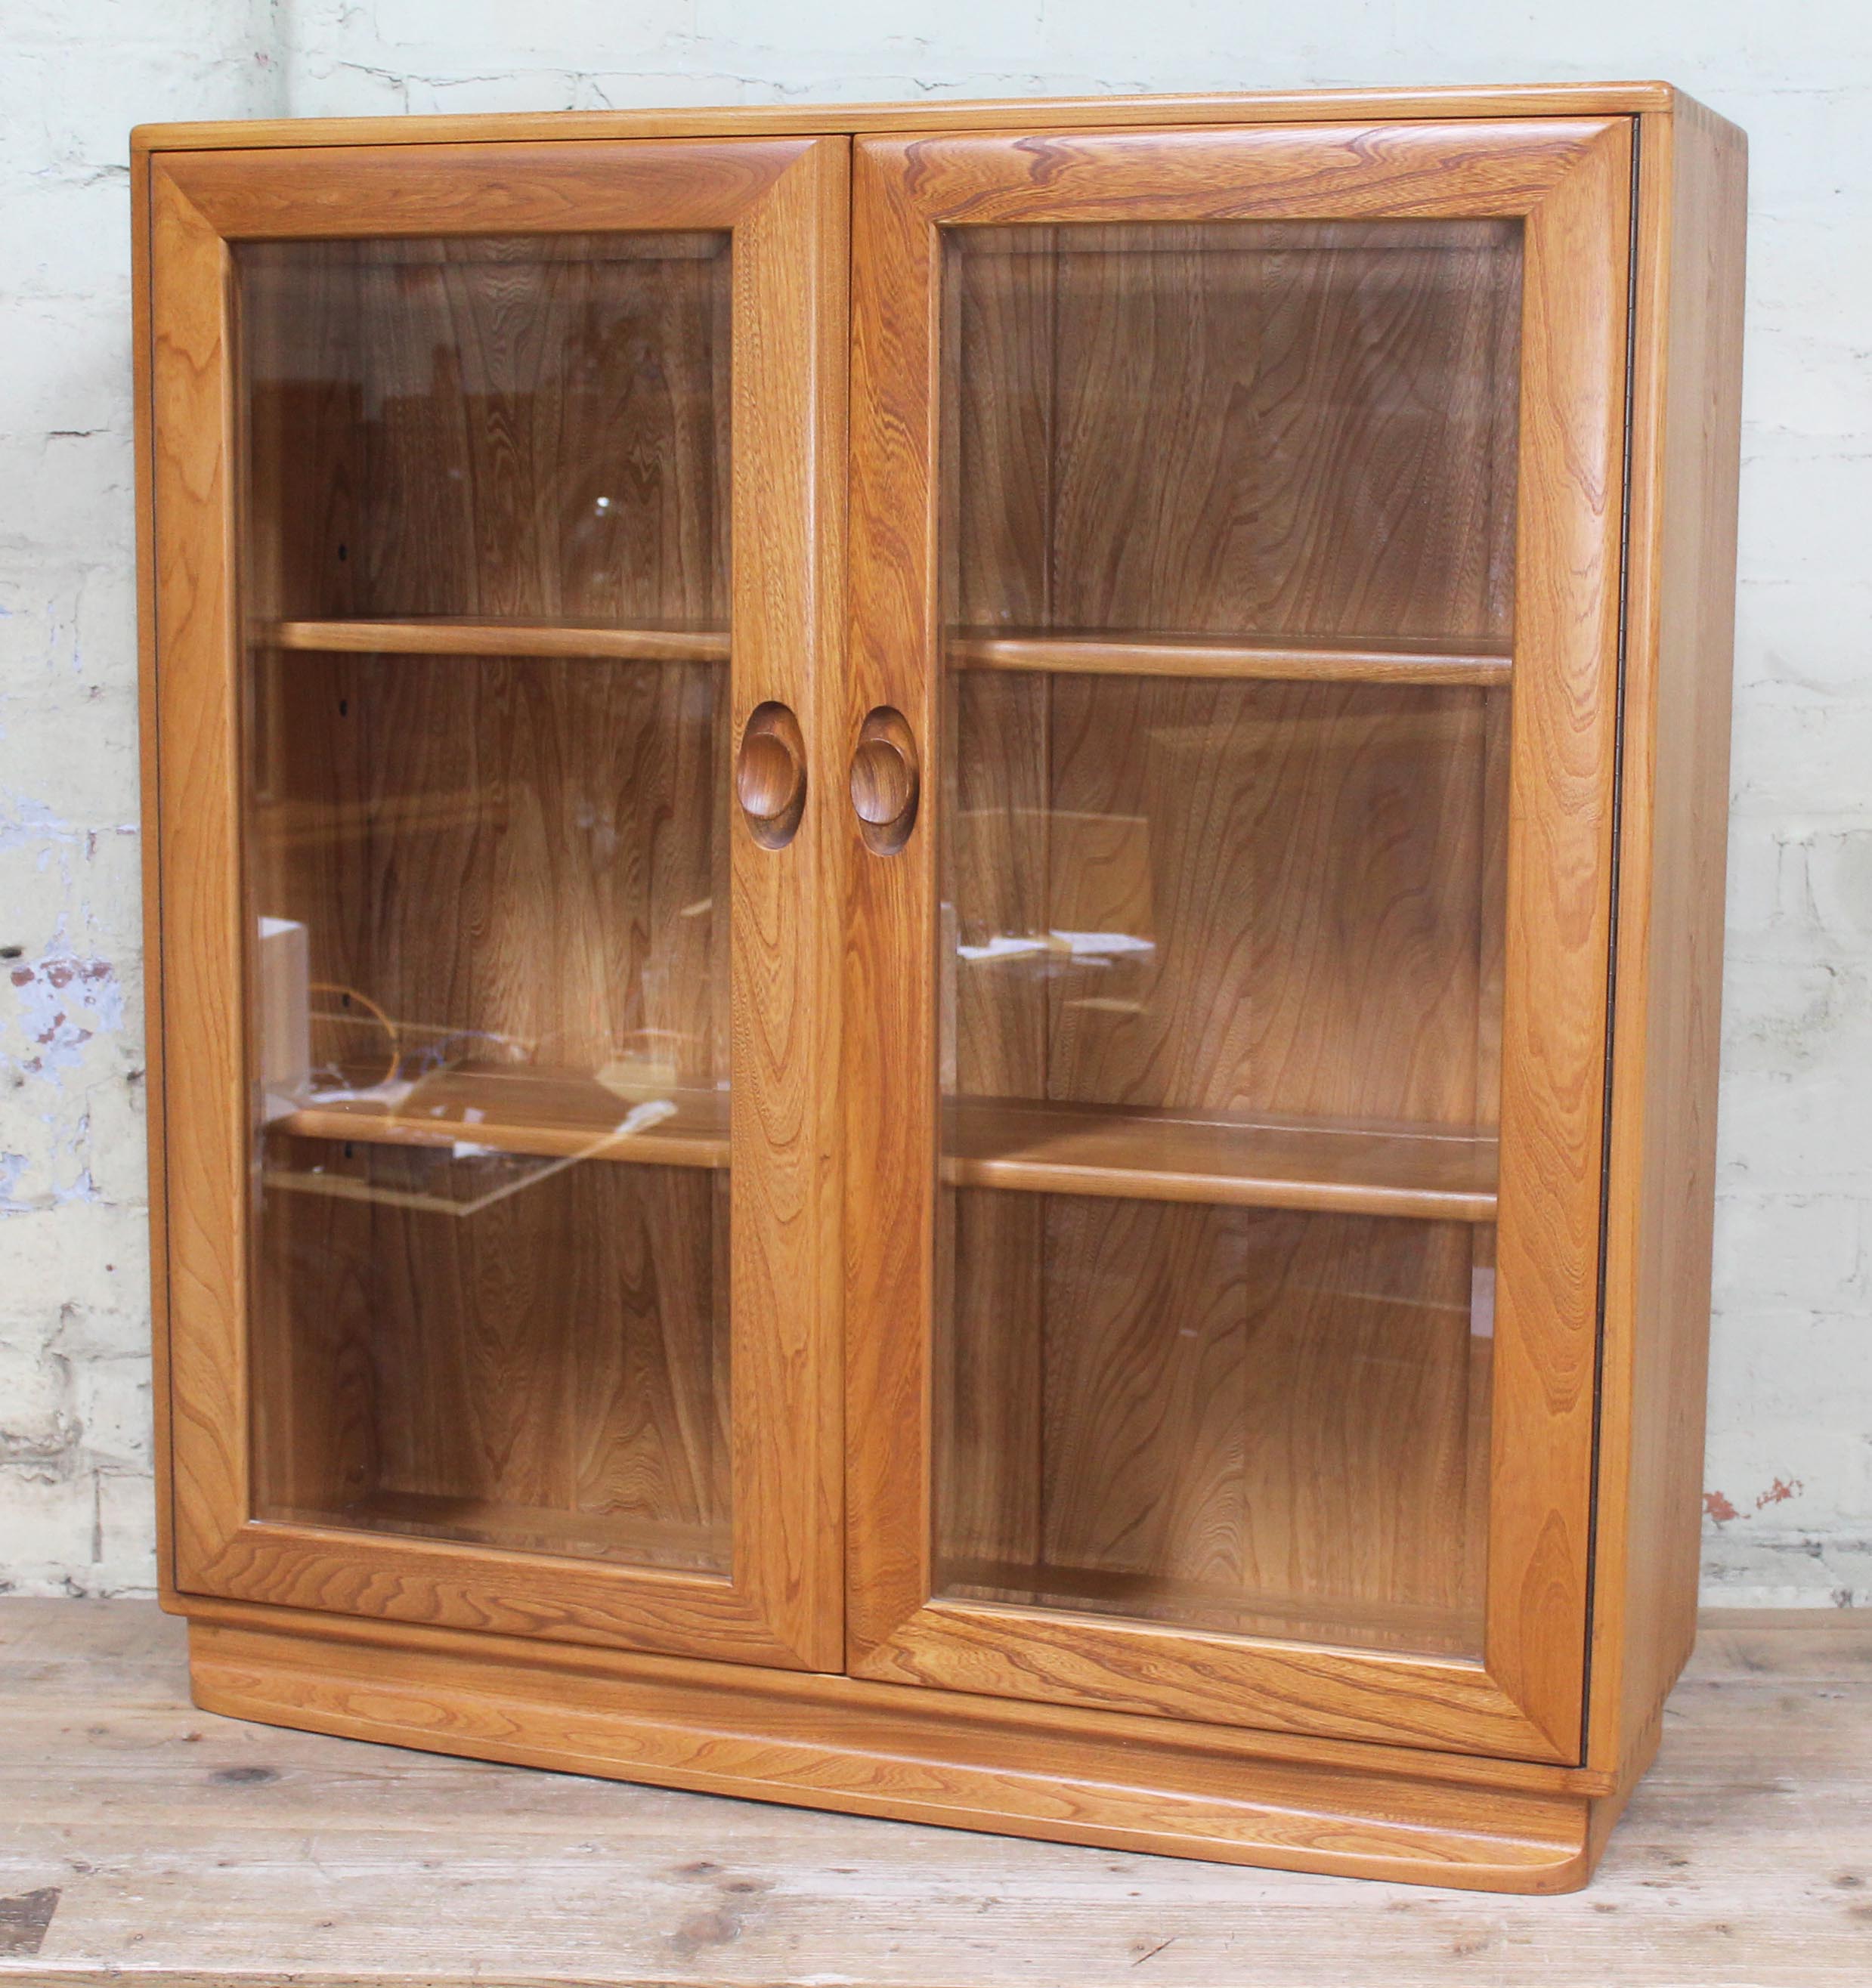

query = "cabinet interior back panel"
[252,1142,731,1569]
[246,648,730,1087]
[937,1189,1491,1655]
[948,221,1523,642]
[237,234,732,623]
[949,669,1509,1129]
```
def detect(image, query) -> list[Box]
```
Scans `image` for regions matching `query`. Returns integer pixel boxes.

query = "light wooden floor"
[1,1602,1866,1986]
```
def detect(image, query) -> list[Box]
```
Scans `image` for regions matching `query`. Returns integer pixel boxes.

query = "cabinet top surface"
[132,80,1699,154]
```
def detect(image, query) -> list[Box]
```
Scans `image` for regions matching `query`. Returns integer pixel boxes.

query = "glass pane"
[935,221,1520,1657]
[237,234,733,1572]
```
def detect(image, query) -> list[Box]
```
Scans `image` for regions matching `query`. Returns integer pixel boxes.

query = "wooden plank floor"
[1,1601,1867,1986]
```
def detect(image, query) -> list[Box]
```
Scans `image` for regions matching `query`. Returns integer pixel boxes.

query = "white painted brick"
[49,1298,150,1363]
[0,1470,96,1589]
[71,1353,150,1472]
[0,299,132,441]
[0,1202,150,1311]
[1734,578,1872,700]
[1730,697,1872,813]
[88,1471,158,1594]
[0,1340,74,1460]
[1713,1195,1864,1309]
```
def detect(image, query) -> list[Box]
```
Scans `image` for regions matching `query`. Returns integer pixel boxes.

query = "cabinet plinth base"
[185,1612,1626,1894]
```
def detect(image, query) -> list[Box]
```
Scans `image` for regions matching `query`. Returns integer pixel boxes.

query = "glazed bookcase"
[133,82,1745,1892]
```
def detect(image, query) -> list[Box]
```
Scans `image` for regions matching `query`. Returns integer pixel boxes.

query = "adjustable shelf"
[263,617,731,663]
[273,1065,730,1170]
[943,1096,1498,1222]
[946,628,1512,687]
[275,1490,731,1572]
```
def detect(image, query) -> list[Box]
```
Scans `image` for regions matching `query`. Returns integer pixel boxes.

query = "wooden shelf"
[943,1097,1498,1221]
[272,1064,730,1169]
[262,617,731,663]
[947,628,1512,687]
[262,1489,732,1574]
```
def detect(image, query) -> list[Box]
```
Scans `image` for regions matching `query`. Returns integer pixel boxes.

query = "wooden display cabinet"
[133,83,1745,1891]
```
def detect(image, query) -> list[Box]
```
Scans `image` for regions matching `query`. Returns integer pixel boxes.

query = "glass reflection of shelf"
[273,1062,730,1169]
[947,627,1512,686]
[262,617,730,663]
[936,1553,1486,1657]
[943,1096,1498,1222]
[265,1489,731,1574]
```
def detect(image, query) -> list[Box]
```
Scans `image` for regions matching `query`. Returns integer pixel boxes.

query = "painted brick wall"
[2,0,1867,1604]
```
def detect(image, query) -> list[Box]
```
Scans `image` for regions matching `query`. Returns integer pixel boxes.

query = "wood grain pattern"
[276,1068,729,1167]
[130,80,1682,156]
[150,157,249,1598]
[131,140,181,1610]
[1588,96,1748,1782]
[252,1145,730,1572]
[955,678,1507,1126]
[159,143,817,243]
[249,649,726,1086]
[948,629,1513,684]
[149,136,849,1668]
[268,618,730,660]
[933,212,1519,1662]
[936,1195,1490,1657]
[184,1611,1601,1891]
[951,221,1520,645]
[846,117,1633,1761]
[945,1098,1498,1219]
[1479,116,1633,1758]
[239,233,730,625]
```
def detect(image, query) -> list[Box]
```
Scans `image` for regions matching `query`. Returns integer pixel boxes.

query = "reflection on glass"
[934,221,1521,1657]
[237,235,733,1572]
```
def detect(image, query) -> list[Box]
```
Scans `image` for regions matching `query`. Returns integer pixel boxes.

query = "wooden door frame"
[146,136,848,1669]
[845,118,1632,1762]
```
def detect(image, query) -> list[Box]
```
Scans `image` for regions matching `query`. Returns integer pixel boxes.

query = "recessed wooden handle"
[737,702,806,849]
[850,707,919,855]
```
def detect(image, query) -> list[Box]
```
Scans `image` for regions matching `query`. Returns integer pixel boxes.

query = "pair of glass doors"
[152,116,1629,1761]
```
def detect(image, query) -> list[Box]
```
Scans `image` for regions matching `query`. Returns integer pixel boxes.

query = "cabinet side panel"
[1591,99,1747,1779]
[132,141,180,1607]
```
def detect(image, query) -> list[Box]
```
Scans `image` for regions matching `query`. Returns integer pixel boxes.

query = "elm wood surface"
[266,617,731,660]
[130,138,177,1605]
[6,1602,1863,1980]
[947,629,1515,684]
[947,678,1508,1126]
[1589,97,1749,1781]
[246,651,729,1089]
[275,1067,731,1167]
[946,221,1521,646]
[149,134,849,1668]
[944,1097,1498,1220]
[933,1193,1493,1657]
[130,80,1690,154]
[251,1148,730,1571]
[238,233,731,626]
[848,116,1629,1760]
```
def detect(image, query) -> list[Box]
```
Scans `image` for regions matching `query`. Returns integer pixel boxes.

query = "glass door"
[152,139,846,1668]
[847,122,1632,1758]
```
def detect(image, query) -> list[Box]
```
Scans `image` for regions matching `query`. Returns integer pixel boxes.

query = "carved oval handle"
[850,707,919,855]
[736,702,806,849]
